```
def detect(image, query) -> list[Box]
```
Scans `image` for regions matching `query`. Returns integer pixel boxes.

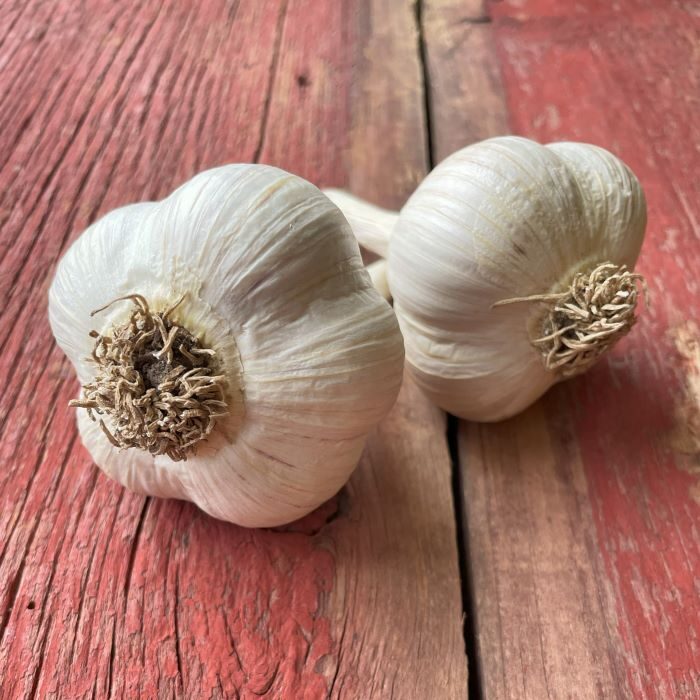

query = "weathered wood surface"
[2,0,698,698]
[430,1,700,698]
[0,1,468,698]
[423,0,509,162]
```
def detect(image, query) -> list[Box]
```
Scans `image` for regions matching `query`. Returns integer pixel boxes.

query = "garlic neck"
[323,189,398,258]
[69,294,228,461]
[496,262,647,378]
[322,189,399,301]
[367,259,391,301]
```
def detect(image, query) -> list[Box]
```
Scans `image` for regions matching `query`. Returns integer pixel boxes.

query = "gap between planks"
[418,1,502,697]
[415,1,485,697]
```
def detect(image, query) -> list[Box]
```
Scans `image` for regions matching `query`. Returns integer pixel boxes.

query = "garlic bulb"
[326,136,647,421]
[49,165,404,527]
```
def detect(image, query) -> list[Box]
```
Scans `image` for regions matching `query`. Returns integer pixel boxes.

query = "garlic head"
[50,165,404,526]
[327,136,648,421]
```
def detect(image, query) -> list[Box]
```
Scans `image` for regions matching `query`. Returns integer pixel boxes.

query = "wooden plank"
[0,1,468,697]
[263,1,468,696]
[424,0,700,697]
[343,1,430,210]
[458,406,631,698]
[423,0,509,162]
[492,5,700,696]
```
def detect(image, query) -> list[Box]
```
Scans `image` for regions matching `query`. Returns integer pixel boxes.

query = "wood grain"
[423,0,509,162]
[344,1,430,209]
[458,403,631,698]
[0,1,468,698]
[263,0,468,696]
[424,0,700,697]
[495,2,700,695]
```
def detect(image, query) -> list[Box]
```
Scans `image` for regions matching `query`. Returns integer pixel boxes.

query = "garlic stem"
[324,189,398,258]
[367,259,391,301]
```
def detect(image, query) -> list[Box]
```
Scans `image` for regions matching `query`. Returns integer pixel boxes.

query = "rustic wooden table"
[1,1,698,698]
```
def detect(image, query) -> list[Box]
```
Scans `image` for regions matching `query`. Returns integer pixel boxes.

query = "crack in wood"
[106,614,117,699]
[122,498,149,614]
[414,0,435,170]
[252,0,289,165]
[173,565,184,691]
[447,415,483,700]
[327,613,348,699]
[416,1,476,696]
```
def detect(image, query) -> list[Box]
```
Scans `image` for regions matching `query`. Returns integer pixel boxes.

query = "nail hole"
[27,601,35,610]
[296,73,310,88]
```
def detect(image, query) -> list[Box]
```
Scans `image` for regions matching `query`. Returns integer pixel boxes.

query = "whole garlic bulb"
[326,136,647,421]
[49,165,404,527]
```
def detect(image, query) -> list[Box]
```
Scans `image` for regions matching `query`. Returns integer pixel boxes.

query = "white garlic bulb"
[326,136,647,421]
[50,165,404,527]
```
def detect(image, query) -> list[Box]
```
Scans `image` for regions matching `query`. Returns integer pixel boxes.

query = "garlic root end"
[70,295,228,461]
[496,262,648,378]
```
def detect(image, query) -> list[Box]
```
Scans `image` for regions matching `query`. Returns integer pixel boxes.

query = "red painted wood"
[490,1,700,696]
[422,1,700,696]
[0,1,468,697]
[425,5,639,695]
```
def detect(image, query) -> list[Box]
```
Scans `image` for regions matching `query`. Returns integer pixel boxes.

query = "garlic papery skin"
[49,165,404,527]
[325,136,647,422]
[323,190,398,258]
